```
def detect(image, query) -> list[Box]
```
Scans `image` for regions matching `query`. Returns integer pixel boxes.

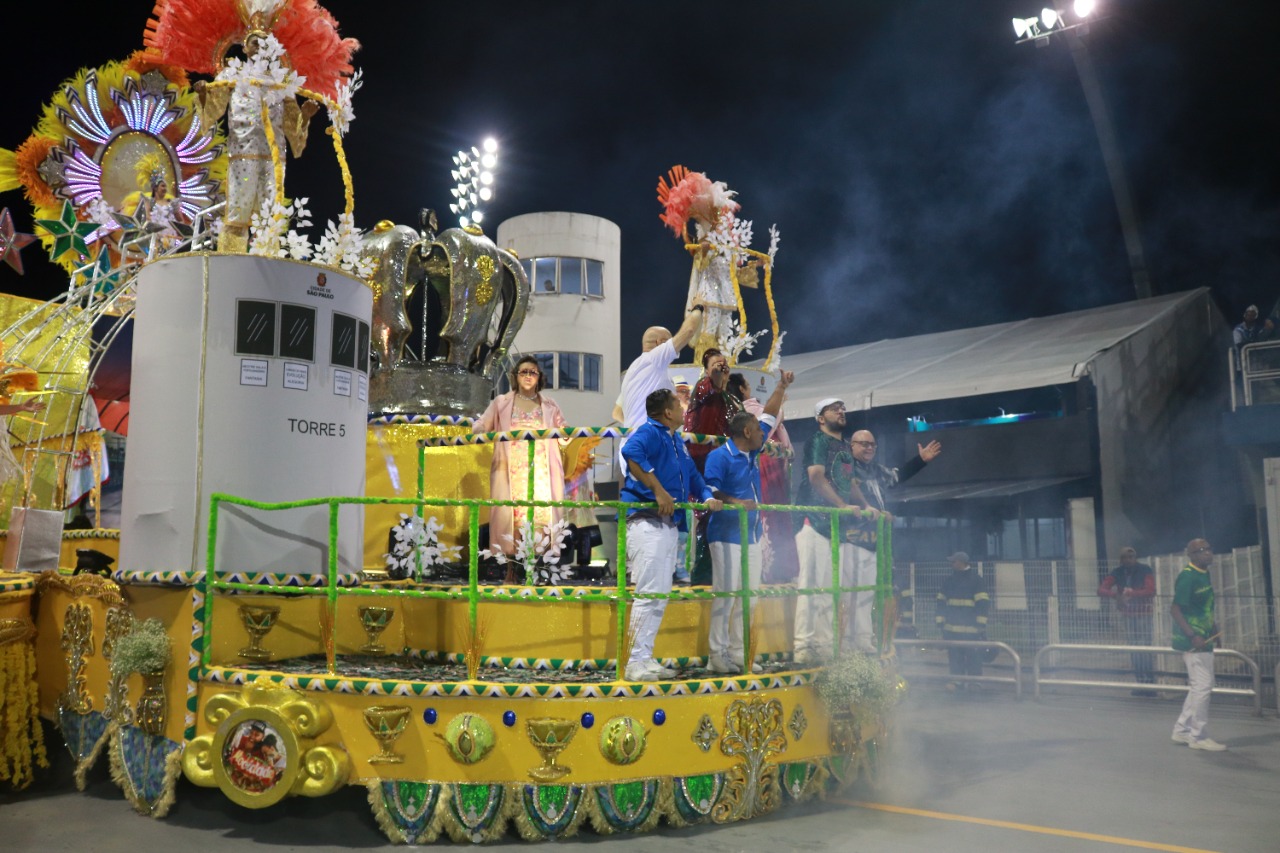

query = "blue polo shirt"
[704,415,775,544]
[620,417,714,533]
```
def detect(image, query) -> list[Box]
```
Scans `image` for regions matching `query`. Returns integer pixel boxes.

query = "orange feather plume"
[14,135,59,210]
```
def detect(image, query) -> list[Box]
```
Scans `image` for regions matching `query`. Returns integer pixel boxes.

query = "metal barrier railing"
[1233,340,1280,409]
[202,492,894,683]
[891,638,1022,698]
[1033,644,1262,715]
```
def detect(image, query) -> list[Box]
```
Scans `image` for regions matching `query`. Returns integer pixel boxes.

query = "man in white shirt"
[613,302,705,439]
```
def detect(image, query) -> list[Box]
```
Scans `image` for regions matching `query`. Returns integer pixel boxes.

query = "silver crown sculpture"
[363,209,530,416]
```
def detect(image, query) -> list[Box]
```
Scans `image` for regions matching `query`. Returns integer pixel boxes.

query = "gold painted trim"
[36,570,126,608]
[0,616,35,646]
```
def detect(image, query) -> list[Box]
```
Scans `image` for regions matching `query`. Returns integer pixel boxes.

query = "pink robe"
[478,392,568,554]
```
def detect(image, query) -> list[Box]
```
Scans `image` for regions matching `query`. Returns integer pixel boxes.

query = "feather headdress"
[143,0,359,98]
[656,165,739,240]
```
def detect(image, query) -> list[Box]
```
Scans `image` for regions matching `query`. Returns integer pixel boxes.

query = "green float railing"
[202,492,891,682]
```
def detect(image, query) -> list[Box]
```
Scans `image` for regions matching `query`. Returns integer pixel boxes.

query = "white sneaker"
[1171,732,1193,744]
[852,638,878,655]
[624,663,658,681]
[794,649,822,667]
[655,665,679,679]
[707,656,741,674]
[625,661,674,682]
[1188,738,1227,751]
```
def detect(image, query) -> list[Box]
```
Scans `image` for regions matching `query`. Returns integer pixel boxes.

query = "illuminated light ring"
[18,61,227,269]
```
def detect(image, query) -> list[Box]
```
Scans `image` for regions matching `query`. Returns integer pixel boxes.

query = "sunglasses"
[517,369,541,377]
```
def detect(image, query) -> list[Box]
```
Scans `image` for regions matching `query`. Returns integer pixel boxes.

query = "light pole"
[1013,2,1153,300]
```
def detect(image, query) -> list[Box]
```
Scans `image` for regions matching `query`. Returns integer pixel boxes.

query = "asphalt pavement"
[4,684,1278,852]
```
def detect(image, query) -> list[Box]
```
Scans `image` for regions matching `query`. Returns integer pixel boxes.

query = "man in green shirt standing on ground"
[1170,538,1226,751]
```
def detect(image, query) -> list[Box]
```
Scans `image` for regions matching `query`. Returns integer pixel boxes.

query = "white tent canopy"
[752,289,1209,420]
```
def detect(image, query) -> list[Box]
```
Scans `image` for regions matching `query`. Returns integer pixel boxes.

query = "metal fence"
[896,550,1278,703]
[1230,340,1280,409]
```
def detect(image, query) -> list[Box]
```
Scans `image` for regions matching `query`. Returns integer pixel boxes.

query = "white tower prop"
[120,254,372,579]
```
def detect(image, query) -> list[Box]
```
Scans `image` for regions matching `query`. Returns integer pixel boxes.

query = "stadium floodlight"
[1012,16,1040,39]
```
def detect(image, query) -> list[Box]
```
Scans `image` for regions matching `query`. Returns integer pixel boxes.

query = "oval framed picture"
[211,705,303,808]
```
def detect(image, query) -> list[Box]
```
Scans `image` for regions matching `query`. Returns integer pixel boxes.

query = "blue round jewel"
[580,712,595,729]
[423,708,437,724]
[503,710,516,727]
[652,709,666,726]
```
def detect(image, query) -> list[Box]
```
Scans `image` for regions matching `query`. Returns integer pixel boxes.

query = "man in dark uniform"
[936,552,989,691]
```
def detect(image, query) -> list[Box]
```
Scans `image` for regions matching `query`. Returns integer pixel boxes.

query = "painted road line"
[831,799,1220,853]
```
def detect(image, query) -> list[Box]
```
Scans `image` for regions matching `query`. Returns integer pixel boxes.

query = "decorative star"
[110,210,146,257]
[35,200,98,262]
[78,243,124,296]
[0,208,37,275]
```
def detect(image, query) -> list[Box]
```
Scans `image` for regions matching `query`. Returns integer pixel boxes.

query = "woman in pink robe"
[478,356,568,558]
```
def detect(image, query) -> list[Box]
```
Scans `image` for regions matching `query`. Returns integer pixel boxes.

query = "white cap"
[672,374,691,389]
[814,397,844,417]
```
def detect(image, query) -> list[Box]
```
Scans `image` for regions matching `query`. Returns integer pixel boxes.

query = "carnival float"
[0,0,903,842]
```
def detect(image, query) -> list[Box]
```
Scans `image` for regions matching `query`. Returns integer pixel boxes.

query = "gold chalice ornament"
[358,606,395,654]
[364,705,411,764]
[237,604,280,662]
[526,717,577,781]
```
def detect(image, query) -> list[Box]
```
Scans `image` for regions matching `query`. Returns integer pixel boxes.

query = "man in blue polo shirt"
[703,371,794,674]
[620,388,723,681]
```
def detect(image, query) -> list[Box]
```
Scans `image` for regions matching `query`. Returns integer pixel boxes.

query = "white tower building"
[495,212,621,431]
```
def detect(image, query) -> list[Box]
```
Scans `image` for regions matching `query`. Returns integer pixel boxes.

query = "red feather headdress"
[656,165,739,241]
[143,0,359,98]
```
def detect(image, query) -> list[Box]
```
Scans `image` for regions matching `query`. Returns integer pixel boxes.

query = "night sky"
[2,1,1277,367]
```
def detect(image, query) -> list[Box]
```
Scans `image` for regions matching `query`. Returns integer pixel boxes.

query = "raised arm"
[669,302,705,353]
[762,370,794,419]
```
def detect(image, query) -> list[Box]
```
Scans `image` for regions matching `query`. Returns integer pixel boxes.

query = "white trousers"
[793,524,855,655]
[1173,650,1215,742]
[709,540,763,660]
[849,545,877,651]
[626,518,678,667]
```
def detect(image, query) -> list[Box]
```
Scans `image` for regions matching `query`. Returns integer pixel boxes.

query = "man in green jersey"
[1170,538,1225,751]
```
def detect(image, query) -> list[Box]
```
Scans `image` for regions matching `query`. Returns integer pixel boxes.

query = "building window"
[505,352,603,393]
[533,258,557,293]
[559,258,582,294]
[583,353,601,391]
[522,256,604,298]
[533,352,555,382]
[585,259,603,296]
[558,352,580,390]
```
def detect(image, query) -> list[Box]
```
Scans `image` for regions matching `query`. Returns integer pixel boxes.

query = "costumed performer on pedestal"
[478,356,568,575]
[142,0,359,252]
[657,166,752,365]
